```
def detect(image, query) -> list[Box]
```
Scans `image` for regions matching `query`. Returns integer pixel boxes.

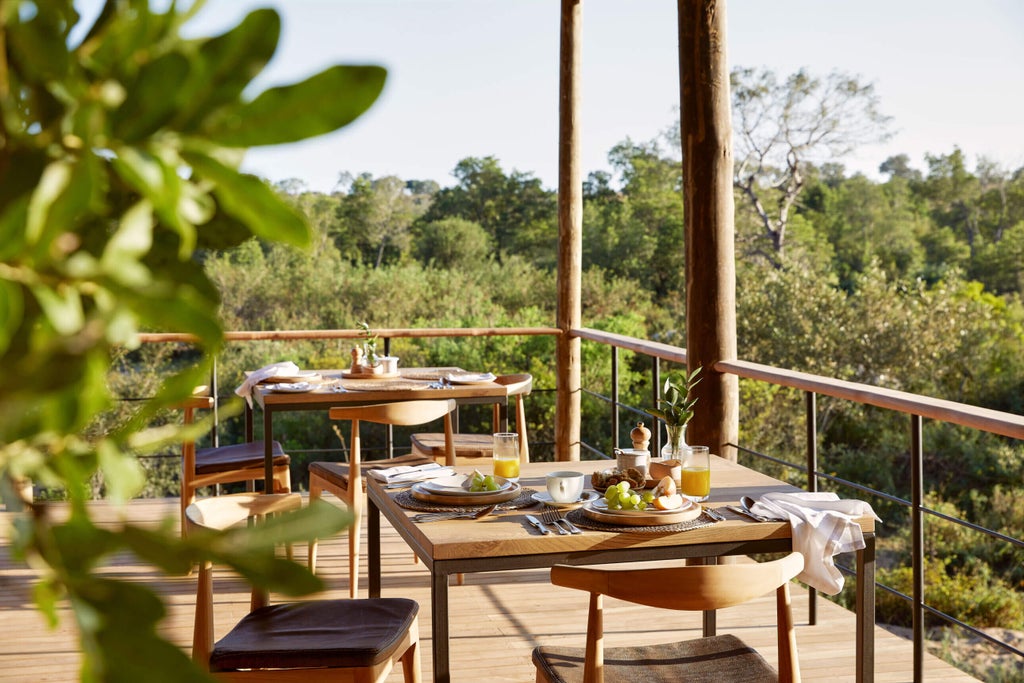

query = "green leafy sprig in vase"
[650,367,702,458]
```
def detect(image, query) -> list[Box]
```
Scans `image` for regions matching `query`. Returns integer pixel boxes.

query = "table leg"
[263,406,274,489]
[856,533,876,683]
[368,499,381,598]
[431,570,451,683]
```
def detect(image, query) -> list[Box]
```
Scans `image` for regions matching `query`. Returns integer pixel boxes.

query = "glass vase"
[660,422,688,459]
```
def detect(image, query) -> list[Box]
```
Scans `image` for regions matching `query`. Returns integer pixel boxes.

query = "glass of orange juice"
[492,432,520,482]
[679,446,710,502]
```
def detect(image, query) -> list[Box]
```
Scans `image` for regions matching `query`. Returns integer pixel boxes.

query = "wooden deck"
[1,497,976,682]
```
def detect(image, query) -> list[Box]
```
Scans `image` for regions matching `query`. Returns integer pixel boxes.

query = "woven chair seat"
[533,634,778,683]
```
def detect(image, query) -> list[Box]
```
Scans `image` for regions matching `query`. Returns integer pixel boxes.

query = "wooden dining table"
[366,458,877,683]
[248,367,511,484]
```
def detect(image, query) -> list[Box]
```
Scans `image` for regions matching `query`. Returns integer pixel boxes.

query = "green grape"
[617,481,631,494]
[638,501,648,510]
[484,475,499,491]
[642,491,655,503]
[605,488,618,503]
[629,493,641,507]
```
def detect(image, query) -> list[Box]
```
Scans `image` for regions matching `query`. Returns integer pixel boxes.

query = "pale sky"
[187,0,1024,192]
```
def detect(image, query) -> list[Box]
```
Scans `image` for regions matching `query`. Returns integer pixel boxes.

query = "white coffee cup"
[545,471,585,504]
[379,356,399,374]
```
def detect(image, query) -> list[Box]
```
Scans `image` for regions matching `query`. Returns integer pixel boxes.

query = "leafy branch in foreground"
[1,1,384,679]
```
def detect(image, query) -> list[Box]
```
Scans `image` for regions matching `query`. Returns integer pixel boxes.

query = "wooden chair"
[307,399,457,596]
[180,387,291,534]
[532,552,805,683]
[410,373,532,465]
[186,493,421,682]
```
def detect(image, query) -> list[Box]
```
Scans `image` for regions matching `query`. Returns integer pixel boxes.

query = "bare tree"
[731,67,893,266]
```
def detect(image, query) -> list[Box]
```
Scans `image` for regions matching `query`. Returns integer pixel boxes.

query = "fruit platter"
[582,476,703,526]
[410,470,521,505]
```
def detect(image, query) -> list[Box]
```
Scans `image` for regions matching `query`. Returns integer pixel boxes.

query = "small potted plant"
[649,366,701,458]
[347,322,383,375]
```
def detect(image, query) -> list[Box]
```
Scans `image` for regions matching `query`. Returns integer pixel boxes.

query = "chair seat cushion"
[309,453,434,490]
[195,440,289,475]
[210,598,418,671]
[410,432,493,459]
[532,634,778,683]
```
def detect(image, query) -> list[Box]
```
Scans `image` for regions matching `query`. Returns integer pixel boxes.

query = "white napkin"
[367,462,455,484]
[235,361,300,407]
[752,492,881,595]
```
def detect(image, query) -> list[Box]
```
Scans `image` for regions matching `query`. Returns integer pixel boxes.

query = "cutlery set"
[539,509,582,534]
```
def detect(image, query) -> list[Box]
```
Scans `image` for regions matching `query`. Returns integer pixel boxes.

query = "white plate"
[590,496,694,515]
[263,370,320,383]
[266,382,315,393]
[420,474,512,496]
[446,372,497,385]
[532,490,600,508]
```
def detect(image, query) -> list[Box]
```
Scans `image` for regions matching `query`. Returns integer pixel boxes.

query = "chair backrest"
[329,398,458,466]
[551,552,804,682]
[186,493,303,666]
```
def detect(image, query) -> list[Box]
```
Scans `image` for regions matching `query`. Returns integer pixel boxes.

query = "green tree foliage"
[419,156,557,265]
[333,173,423,267]
[1,2,377,678]
[412,216,494,269]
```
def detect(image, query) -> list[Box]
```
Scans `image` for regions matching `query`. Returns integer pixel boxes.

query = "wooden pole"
[556,0,583,461]
[678,0,739,460]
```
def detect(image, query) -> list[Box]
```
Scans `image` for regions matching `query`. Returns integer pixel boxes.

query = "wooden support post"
[556,0,583,461]
[678,0,739,460]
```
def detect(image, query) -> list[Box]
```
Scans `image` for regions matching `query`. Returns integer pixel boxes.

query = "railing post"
[805,390,818,625]
[911,414,924,683]
[383,336,394,457]
[611,346,619,451]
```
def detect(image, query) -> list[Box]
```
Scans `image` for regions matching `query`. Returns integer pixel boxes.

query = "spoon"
[740,496,775,522]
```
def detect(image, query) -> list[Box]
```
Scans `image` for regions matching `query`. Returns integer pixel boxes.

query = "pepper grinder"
[630,421,651,451]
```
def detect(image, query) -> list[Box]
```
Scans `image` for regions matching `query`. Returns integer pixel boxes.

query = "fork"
[412,504,496,523]
[542,509,582,534]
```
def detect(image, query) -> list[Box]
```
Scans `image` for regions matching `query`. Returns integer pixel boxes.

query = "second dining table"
[367,458,877,683]
[248,367,512,484]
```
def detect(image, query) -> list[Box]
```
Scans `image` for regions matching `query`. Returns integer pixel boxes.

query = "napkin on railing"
[367,462,455,485]
[235,361,301,407]
[752,492,881,595]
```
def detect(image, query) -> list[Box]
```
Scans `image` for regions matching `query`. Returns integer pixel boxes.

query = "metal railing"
[573,327,1024,682]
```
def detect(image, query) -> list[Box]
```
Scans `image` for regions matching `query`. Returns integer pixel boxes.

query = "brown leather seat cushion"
[532,634,778,683]
[195,440,289,475]
[309,453,434,489]
[410,432,493,459]
[210,598,418,671]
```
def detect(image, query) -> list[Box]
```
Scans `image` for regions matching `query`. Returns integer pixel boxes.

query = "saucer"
[532,490,600,509]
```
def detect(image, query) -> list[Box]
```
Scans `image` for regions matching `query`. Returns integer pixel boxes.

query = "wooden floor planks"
[1,498,976,682]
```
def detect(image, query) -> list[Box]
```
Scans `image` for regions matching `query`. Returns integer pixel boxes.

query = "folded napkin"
[752,492,881,595]
[367,462,455,485]
[235,361,301,407]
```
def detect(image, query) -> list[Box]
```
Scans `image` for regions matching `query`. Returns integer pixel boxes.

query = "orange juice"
[680,466,710,498]
[493,457,520,480]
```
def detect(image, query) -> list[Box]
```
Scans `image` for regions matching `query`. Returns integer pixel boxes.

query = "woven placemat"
[338,378,433,391]
[564,507,720,533]
[399,367,463,381]
[394,488,538,512]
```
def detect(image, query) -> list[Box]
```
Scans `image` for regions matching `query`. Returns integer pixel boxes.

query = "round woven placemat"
[564,507,720,533]
[338,378,433,391]
[394,488,538,512]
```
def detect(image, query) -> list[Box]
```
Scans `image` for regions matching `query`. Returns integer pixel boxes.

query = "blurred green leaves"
[1,0,384,679]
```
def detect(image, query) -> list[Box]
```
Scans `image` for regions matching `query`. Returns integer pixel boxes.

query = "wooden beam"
[678,0,739,460]
[556,0,583,461]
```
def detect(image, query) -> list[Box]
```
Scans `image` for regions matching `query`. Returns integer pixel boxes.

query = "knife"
[525,514,551,535]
